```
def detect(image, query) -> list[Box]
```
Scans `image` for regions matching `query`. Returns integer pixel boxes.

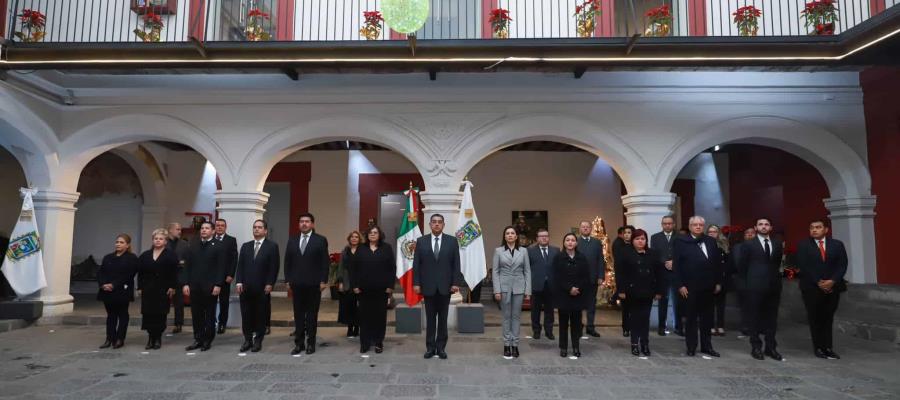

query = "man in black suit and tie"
[413,214,465,360]
[577,221,605,337]
[284,213,330,355]
[236,219,280,353]
[213,219,239,334]
[650,216,679,336]
[796,219,847,360]
[166,222,190,334]
[182,221,227,351]
[527,228,558,340]
[673,215,723,357]
[733,218,784,361]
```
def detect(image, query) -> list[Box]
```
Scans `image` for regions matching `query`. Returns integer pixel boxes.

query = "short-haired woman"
[97,234,138,349]
[492,226,531,359]
[137,228,179,350]
[553,233,591,358]
[615,229,664,356]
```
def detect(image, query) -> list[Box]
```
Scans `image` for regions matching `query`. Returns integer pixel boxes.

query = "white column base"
[824,196,877,284]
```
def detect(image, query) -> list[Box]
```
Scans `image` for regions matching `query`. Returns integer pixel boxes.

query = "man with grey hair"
[166,222,190,333]
[672,215,723,357]
[577,221,605,338]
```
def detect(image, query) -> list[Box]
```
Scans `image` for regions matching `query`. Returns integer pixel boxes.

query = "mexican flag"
[396,186,423,306]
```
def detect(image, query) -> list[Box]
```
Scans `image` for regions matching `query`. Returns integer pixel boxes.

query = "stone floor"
[1,308,899,400]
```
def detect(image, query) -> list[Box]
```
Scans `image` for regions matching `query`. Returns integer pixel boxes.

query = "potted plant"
[489,8,512,39]
[644,4,672,37]
[327,252,341,300]
[733,5,762,36]
[801,0,839,35]
[359,10,384,40]
[574,0,601,38]
[14,9,46,43]
[245,8,272,41]
[133,11,164,42]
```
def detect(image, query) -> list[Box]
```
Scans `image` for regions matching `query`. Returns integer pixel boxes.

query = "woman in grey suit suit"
[493,226,532,359]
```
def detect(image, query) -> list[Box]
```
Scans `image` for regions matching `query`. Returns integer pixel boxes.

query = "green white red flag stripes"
[396,186,424,306]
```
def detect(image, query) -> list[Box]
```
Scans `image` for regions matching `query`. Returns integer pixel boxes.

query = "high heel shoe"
[511,346,519,358]
[631,344,640,356]
[503,346,512,359]
[153,338,161,350]
[145,337,154,350]
[560,349,568,358]
[640,344,651,356]
[99,340,112,349]
[572,348,581,358]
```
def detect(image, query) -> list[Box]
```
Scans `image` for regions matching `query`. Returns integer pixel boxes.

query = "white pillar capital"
[215,190,270,246]
[824,195,877,283]
[29,189,81,317]
[31,190,80,212]
[419,190,463,231]
[621,192,676,232]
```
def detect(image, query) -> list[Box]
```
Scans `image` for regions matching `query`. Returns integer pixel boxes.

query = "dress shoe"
[146,338,154,350]
[623,330,630,337]
[823,349,840,359]
[251,340,262,353]
[814,348,828,359]
[374,345,383,354]
[700,348,720,357]
[217,325,226,334]
[306,344,316,354]
[240,340,252,353]
[112,340,124,349]
[631,344,640,356]
[586,329,601,338]
[751,347,765,360]
[437,350,448,359]
[765,348,783,361]
[424,349,436,359]
[291,345,304,355]
[686,349,696,357]
[153,339,161,350]
[503,346,512,358]
[185,342,202,351]
[512,346,519,358]
[172,325,182,334]
[346,326,355,338]
[265,326,271,335]
[99,340,112,349]
[545,332,555,340]
[657,329,668,336]
[674,329,685,337]
[533,331,541,340]
[572,348,581,358]
[640,344,651,356]
[560,349,568,358]
[200,343,211,351]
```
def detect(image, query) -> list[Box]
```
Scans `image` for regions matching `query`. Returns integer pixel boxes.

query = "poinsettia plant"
[574,0,602,37]
[489,8,512,38]
[246,8,272,41]
[645,4,672,26]
[733,5,762,36]
[801,0,839,35]
[359,10,384,40]
[14,9,46,43]
[133,11,164,42]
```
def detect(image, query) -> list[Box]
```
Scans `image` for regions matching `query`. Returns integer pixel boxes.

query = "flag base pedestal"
[395,303,422,334]
[456,303,484,333]
[0,300,43,321]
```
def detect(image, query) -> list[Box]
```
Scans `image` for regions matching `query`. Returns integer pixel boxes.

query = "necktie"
[818,240,826,262]
[541,247,547,260]
[434,236,440,261]
[254,241,261,258]
[764,239,771,257]
[300,235,308,255]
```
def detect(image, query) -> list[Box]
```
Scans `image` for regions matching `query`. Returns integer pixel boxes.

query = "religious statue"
[591,216,617,306]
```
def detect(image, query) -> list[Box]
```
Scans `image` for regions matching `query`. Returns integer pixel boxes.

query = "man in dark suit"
[795,219,847,360]
[213,219,239,334]
[527,228,558,340]
[733,218,784,361]
[673,215,723,357]
[577,221,605,337]
[284,213,330,355]
[166,222,190,334]
[413,214,464,360]
[236,219,280,353]
[181,221,227,351]
[650,216,679,336]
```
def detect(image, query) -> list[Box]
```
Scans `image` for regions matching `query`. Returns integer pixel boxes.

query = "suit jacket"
[649,231,676,265]
[166,237,190,285]
[672,234,723,292]
[795,237,848,291]
[734,235,783,294]
[214,234,239,278]
[615,248,664,300]
[577,236,605,283]
[491,246,532,295]
[527,245,559,292]
[412,233,464,296]
[552,251,591,311]
[182,238,227,294]
[235,238,280,293]
[137,248,178,314]
[284,231,330,287]
[97,252,138,303]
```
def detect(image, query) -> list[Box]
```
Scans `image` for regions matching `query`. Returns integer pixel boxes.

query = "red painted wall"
[266,162,312,236]
[358,173,424,232]
[188,0,206,41]
[861,67,900,284]
[672,179,695,230]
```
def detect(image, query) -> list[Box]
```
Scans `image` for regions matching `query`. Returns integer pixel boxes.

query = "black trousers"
[424,294,451,351]
[558,309,583,351]
[684,289,714,352]
[240,290,268,341]
[802,288,840,350]
[291,285,321,346]
[530,284,555,335]
[743,289,780,349]
[142,313,167,339]
[217,283,231,327]
[190,289,217,345]
[585,283,598,329]
[657,276,684,331]
[265,293,272,328]
[620,297,630,331]
[713,289,727,330]
[359,291,389,348]
[103,301,129,341]
[172,284,185,326]
[628,298,653,346]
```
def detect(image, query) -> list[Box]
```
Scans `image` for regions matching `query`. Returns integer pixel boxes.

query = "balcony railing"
[4,0,898,44]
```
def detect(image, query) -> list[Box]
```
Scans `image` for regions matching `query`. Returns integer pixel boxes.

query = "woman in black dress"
[97,234,138,349]
[707,224,730,336]
[553,233,591,358]
[337,231,361,338]
[351,226,396,354]
[137,228,178,350]
[615,229,664,356]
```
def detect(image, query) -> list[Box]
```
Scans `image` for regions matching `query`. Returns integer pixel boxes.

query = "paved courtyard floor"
[1,310,898,400]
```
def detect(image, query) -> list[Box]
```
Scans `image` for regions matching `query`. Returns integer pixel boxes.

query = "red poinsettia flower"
[248,8,270,19]
[329,252,342,263]
[363,10,384,26]
[645,4,672,23]
[18,9,46,28]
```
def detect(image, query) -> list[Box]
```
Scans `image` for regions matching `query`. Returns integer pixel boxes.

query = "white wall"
[676,152,730,228]
[0,148,28,238]
[158,150,218,231]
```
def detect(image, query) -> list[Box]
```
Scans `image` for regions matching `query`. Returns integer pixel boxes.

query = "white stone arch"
[451,113,656,194]
[107,147,164,208]
[57,113,235,192]
[0,90,60,188]
[655,115,871,198]
[237,114,435,191]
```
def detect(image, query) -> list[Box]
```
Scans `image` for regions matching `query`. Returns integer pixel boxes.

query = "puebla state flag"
[2,188,48,297]
[455,181,486,291]
[396,186,423,306]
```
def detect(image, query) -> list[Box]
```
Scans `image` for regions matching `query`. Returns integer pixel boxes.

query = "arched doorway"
[0,145,28,299]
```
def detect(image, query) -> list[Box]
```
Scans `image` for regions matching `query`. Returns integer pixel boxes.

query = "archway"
[0,145,28,299]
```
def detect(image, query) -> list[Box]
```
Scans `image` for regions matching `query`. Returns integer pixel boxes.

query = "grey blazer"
[492,246,532,296]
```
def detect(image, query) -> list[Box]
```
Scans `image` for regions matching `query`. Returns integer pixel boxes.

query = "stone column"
[419,191,464,231]
[139,205,166,253]
[31,190,80,316]
[622,192,677,233]
[824,196,877,283]
[214,191,270,246]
